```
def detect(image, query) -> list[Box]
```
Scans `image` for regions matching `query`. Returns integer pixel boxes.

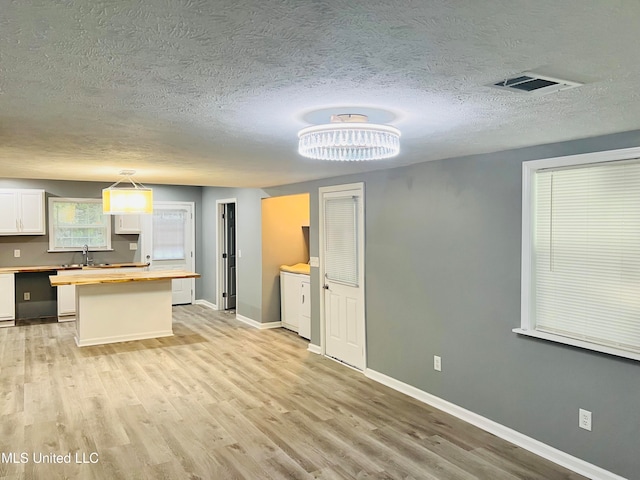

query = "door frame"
[318,182,366,370]
[140,201,196,304]
[216,198,237,310]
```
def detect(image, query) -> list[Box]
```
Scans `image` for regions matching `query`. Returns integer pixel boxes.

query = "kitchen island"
[50,270,200,346]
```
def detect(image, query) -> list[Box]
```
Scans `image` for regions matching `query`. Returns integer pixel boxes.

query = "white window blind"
[534,160,640,352]
[324,196,359,285]
[152,209,185,260]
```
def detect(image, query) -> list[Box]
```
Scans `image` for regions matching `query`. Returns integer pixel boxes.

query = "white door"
[320,183,365,370]
[141,202,195,305]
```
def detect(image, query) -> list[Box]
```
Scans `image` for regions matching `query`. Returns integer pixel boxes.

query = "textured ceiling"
[1,0,640,187]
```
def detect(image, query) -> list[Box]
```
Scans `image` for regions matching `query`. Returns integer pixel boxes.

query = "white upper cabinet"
[0,189,45,235]
[114,214,141,234]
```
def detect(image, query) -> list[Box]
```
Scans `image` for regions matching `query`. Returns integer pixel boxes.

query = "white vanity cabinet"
[280,271,311,339]
[114,215,141,234]
[0,273,16,324]
[0,189,45,235]
[57,267,146,320]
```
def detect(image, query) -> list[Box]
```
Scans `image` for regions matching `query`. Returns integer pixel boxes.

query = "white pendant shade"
[102,171,153,214]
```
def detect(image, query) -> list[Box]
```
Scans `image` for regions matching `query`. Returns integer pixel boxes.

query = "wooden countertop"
[0,262,149,274]
[49,269,200,286]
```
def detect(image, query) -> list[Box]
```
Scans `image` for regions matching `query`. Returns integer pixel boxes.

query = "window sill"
[47,249,114,253]
[513,328,640,362]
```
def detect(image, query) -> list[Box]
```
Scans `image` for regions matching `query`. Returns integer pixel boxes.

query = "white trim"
[235,314,282,330]
[520,147,640,360]
[215,198,237,311]
[365,368,627,480]
[524,146,640,170]
[318,182,366,370]
[307,343,322,354]
[75,330,173,347]
[195,299,218,311]
[521,161,534,331]
[513,328,640,362]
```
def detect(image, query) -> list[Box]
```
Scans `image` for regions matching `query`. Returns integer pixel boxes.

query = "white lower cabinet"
[0,273,16,324]
[57,285,76,318]
[57,267,145,320]
[280,271,310,339]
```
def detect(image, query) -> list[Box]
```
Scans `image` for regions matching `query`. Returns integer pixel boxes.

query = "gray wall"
[0,179,204,298]
[201,187,266,321]
[261,130,640,479]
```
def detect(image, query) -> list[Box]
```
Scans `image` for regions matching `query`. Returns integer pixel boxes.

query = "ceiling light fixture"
[102,170,153,215]
[298,114,400,161]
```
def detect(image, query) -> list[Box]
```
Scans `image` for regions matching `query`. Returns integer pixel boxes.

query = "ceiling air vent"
[489,72,582,95]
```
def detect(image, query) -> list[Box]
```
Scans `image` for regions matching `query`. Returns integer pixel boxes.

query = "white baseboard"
[195,299,217,310]
[75,330,173,347]
[364,369,626,480]
[307,343,321,354]
[235,314,282,330]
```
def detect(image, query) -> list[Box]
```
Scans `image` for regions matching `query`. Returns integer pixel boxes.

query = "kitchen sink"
[60,263,112,268]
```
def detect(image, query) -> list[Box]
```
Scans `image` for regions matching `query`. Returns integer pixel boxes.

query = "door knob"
[323,284,329,290]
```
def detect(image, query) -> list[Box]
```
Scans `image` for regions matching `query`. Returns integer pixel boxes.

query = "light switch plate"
[434,355,442,372]
[14,249,20,258]
[309,257,319,267]
[129,243,138,250]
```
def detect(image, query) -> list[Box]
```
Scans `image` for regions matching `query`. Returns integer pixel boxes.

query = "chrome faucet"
[82,244,89,266]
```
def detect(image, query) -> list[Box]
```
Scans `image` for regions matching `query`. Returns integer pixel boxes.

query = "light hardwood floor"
[0,305,587,479]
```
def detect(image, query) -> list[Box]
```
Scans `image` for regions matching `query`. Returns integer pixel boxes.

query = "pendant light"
[102,170,153,215]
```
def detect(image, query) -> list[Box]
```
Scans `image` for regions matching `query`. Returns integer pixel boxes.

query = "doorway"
[140,201,196,305]
[216,199,237,311]
[319,183,366,370]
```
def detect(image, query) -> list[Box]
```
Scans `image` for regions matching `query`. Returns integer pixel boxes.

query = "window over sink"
[48,198,112,251]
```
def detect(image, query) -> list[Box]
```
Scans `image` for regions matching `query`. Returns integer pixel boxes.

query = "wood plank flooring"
[0,305,588,479]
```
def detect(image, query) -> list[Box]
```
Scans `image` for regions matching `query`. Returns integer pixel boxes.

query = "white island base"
[75,279,173,347]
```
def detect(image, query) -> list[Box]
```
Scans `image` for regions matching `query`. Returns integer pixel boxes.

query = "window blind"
[534,161,640,352]
[324,196,359,286]
[152,209,185,260]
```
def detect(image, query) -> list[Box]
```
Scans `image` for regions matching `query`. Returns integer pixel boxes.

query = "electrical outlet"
[579,408,592,431]
[129,243,138,250]
[23,292,30,301]
[433,355,442,372]
[14,249,20,258]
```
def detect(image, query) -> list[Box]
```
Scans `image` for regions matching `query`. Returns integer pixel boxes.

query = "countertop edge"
[0,263,150,274]
[49,270,200,286]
